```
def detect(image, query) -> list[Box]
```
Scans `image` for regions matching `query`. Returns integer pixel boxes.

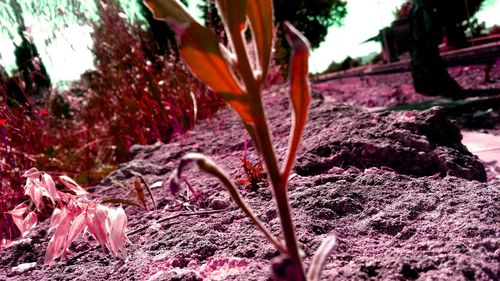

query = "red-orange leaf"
[281,21,311,182]
[133,180,147,211]
[246,0,273,79]
[216,0,246,34]
[178,23,241,95]
[177,23,254,123]
[143,0,254,124]
[143,0,195,25]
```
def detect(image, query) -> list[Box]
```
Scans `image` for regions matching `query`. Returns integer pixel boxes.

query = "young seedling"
[144,1,336,280]
[238,157,266,191]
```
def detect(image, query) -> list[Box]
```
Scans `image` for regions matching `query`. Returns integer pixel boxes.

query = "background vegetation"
[0,0,346,245]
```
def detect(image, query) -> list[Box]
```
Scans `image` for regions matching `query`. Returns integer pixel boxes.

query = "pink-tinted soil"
[1,65,499,280]
[312,61,500,110]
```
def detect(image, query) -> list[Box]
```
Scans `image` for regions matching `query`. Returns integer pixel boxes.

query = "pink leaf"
[281,21,312,182]
[49,208,63,231]
[8,203,28,217]
[7,203,28,234]
[42,173,60,204]
[65,211,87,247]
[22,168,41,179]
[106,206,128,259]
[86,205,109,252]
[25,181,44,211]
[44,210,75,264]
[21,212,38,237]
[59,175,89,195]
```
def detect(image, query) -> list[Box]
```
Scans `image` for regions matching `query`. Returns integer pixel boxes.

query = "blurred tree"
[396,0,485,47]
[199,0,225,42]
[200,0,347,70]
[323,56,361,74]
[273,0,347,70]
[273,0,346,49]
[410,0,485,98]
[9,0,51,99]
[395,1,413,20]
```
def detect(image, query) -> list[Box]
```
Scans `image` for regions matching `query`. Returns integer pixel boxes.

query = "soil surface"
[1,65,499,280]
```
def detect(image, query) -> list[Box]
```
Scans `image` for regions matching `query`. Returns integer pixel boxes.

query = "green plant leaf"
[281,21,311,182]
[246,0,274,80]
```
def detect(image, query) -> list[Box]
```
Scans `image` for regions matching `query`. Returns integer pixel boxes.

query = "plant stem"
[230,27,306,280]
[255,112,306,280]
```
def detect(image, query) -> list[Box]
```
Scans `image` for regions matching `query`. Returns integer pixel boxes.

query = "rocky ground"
[1,63,499,280]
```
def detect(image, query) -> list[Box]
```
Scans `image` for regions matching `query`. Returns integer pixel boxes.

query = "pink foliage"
[8,168,130,264]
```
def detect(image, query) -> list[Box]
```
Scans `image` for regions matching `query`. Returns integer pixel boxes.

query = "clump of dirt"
[296,104,486,181]
[1,89,498,281]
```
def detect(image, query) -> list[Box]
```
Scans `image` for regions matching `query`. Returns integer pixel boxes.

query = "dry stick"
[65,209,225,264]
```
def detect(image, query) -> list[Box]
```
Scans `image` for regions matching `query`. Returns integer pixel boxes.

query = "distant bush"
[1,0,223,245]
[324,56,361,74]
[80,0,221,166]
[394,1,412,20]
[489,25,500,35]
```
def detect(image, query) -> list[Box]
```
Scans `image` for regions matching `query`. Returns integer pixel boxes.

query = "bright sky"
[310,0,500,72]
[1,0,499,82]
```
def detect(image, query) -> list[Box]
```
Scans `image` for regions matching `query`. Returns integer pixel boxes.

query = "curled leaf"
[25,180,44,212]
[59,175,89,195]
[44,209,75,264]
[133,180,147,211]
[7,203,28,218]
[307,235,337,281]
[170,153,286,253]
[65,212,86,247]
[8,204,36,237]
[86,205,108,253]
[22,168,41,179]
[281,21,311,182]
[49,208,63,231]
